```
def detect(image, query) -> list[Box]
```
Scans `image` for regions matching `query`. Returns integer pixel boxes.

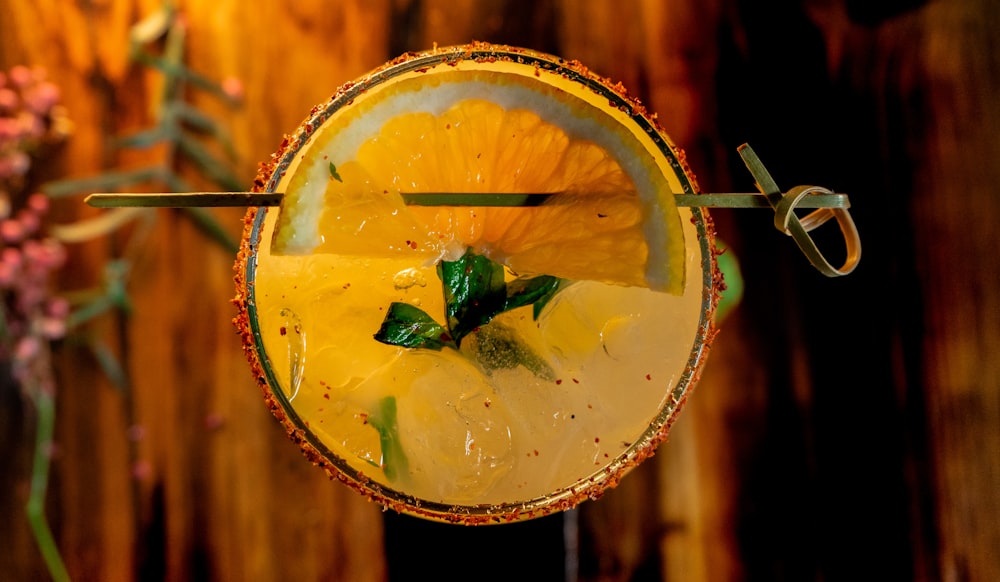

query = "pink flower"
[1,246,22,269]
[0,261,16,287]
[221,76,244,102]
[204,412,226,431]
[8,65,32,88]
[0,218,25,243]
[22,238,66,269]
[42,239,67,268]
[24,82,59,115]
[46,296,70,318]
[26,192,49,214]
[14,335,41,361]
[131,460,153,481]
[0,117,18,139]
[40,317,66,340]
[126,424,146,442]
[17,209,40,235]
[0,88,17,110]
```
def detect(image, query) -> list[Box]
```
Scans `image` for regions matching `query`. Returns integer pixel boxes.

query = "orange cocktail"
[234,43,718,524]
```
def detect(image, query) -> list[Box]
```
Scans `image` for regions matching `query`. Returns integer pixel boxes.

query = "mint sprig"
[374,248,563,360]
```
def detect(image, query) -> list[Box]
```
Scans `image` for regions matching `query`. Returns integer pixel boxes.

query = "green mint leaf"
[532,278,572,319]
[505,275,562,315]
[473,322,556,381]
[328,161,343,182]
[374,302,455,350]
[439,249,507,345]
[366,396,409,482]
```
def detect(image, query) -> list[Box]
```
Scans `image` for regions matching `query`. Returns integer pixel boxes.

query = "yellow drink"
[235,43,717,523]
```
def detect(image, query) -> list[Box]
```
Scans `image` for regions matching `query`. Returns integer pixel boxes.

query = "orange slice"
[271,64,686,294]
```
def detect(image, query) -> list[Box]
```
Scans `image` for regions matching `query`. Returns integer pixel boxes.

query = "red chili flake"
[572,378,579,384]
[279,326,287,336]
[597,213,608,218]
[342,283,351,289]
[533,450,539,456]
[408,240,418,250]
[323,393,330,400]
[484,399,492,408]
[645,373,652,380]
[594,437,600,443]
[359,413,369,424]
[445,123,451,129]
[555,379,563,385]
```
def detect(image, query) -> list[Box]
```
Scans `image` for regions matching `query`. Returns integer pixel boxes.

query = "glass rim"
[238,43,719,524]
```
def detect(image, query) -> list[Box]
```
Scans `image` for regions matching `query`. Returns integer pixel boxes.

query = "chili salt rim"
[232,42,720,524]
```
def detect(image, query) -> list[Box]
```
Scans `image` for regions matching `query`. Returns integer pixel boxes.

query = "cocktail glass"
[234,44,719,524]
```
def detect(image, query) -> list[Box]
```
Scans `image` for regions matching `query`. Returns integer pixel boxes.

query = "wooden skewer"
[84,191,850,209]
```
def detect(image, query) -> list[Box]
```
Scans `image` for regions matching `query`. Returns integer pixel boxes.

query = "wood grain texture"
[1,1,997,581]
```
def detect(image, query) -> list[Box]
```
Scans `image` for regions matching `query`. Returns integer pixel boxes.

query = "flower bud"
[0,218,24,243]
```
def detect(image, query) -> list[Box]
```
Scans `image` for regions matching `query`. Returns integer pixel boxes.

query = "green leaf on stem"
[366,396,409,482]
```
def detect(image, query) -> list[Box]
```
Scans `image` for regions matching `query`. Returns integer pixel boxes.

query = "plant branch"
[25,382,70,582]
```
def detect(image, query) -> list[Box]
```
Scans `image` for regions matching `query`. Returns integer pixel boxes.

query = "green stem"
[25,386,71,582]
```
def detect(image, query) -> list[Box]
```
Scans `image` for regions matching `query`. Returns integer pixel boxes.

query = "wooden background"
[2,0,998,580]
